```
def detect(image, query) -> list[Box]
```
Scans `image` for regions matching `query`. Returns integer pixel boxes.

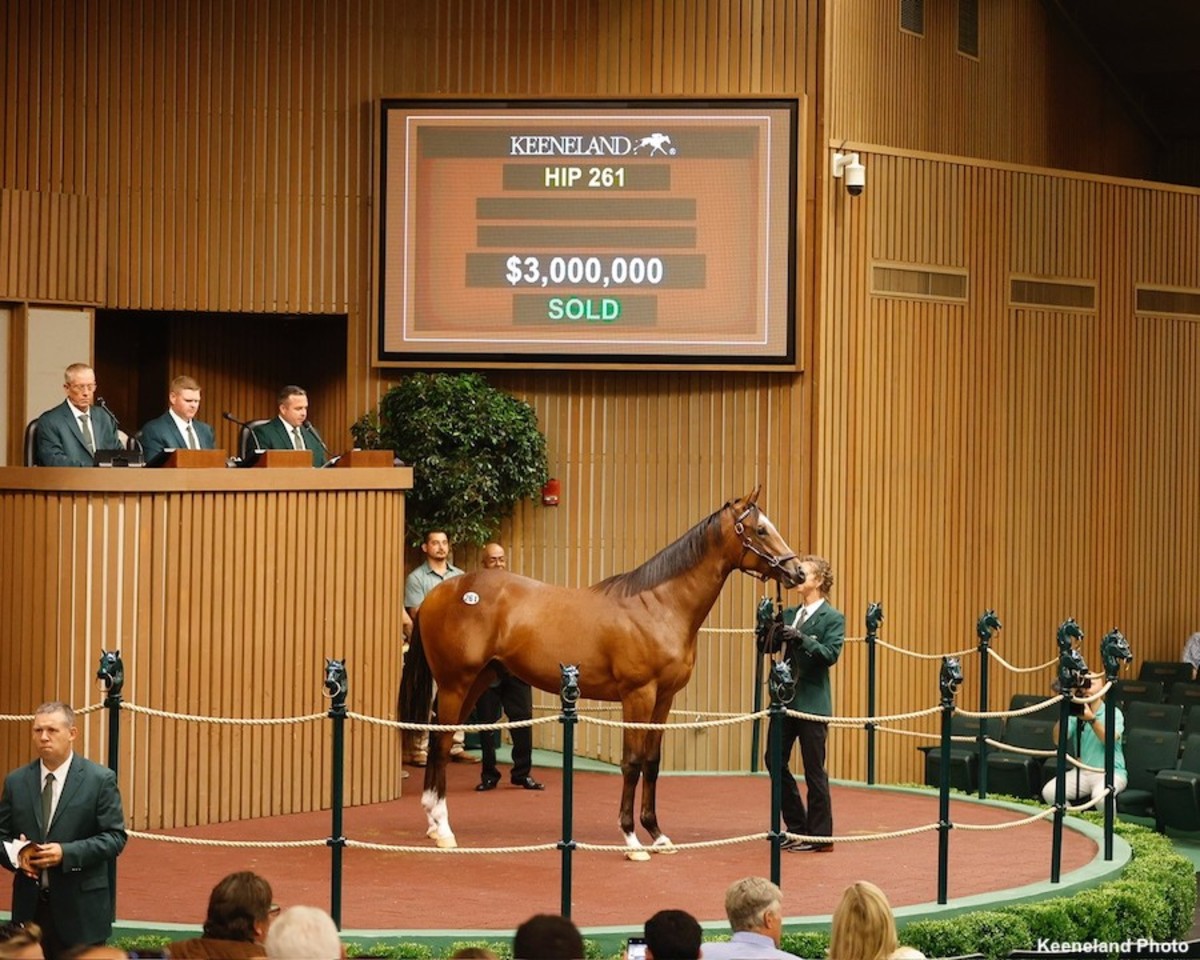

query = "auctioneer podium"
[0,460,412,829]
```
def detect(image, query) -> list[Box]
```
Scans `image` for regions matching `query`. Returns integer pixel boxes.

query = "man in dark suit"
[0,701,127,958]
[253,384,329,466]
[765,554,845,853]
[474,542,544,791]
[138,374,218,464]
[34,363,120,467]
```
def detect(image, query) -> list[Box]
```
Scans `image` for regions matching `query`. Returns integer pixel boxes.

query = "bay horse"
[399,488,802,855]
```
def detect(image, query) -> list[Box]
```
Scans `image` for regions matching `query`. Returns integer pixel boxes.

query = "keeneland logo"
[509,133,677,157]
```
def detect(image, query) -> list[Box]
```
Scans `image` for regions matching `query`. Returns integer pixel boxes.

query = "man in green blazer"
[34,363,121,467]
[765,554,844,853]
[0,702,127,957]
[139,374,218,464]
[253,384,330,466]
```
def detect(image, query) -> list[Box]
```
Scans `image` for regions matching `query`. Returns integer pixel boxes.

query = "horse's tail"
[398,615,434,756]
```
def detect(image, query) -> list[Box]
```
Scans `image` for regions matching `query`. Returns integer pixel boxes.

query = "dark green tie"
[41,771,55,834]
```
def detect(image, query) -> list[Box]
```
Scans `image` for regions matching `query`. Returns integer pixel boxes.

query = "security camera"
[832,151,866,197]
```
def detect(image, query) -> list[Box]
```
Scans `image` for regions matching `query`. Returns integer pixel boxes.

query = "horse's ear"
[745,485,761,506]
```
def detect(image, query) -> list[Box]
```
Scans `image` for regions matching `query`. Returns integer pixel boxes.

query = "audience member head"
[513,914,585,960]
[723,876,784,945]
[58,948,130,959]
[449,950,499,960]
[482,542,507,569]
[422,530,451,564]
[265,905,344,960]
[276,385,309,428]
[829,880,900,960]
[62,363,97,411]
[644,909,701,960]
[31,702,76,770]
[201,870,275,943]
[0,921,44,960]
[168,375,203,422]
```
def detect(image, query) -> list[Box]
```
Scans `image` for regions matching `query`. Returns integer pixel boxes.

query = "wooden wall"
[2,0,1196,798]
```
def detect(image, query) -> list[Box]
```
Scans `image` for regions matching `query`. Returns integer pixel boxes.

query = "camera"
[626,937,648,960]
[832,151,866,197]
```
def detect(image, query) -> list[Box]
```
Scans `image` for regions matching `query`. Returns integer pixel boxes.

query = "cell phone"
[626,937,648,960]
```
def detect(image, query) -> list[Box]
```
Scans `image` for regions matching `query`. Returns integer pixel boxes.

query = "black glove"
[774,625,805,647]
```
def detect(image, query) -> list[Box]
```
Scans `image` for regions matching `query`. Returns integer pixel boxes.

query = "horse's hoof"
[624,849,652,862]
[435,834,458,849]
[652,843,678,855]
[426,826,440,839]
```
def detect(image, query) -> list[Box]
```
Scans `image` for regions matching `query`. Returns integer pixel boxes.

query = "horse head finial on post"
[939,657,964,708]
[323,658,347,711]
[768,660,795,707]
[559,663,581,708]
[97,650,125,700]
[1054,620,1089,698]
[976,609,1002,644]
[1100,629,1133,681]
[866,602,885,635]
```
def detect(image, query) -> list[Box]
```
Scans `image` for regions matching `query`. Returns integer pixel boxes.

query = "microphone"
[222,411,263,455]
[303,420,329,457]
[95,396,121,430]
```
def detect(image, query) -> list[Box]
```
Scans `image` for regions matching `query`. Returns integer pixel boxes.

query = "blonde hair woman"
[829,881,924,960]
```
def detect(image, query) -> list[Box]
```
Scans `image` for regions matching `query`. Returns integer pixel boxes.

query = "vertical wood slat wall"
[1,0,1197,798]
[0,483,405,829]
[818,152,1200,784]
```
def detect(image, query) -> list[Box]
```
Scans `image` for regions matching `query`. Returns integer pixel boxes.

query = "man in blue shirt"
[702,877,803,960]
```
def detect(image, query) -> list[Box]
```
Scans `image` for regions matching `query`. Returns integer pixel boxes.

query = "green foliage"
[903,910,1032,960]
[353,373,549,547]
[780,930,831,957]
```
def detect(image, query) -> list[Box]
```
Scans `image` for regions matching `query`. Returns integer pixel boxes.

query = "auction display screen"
[377,99,798,367]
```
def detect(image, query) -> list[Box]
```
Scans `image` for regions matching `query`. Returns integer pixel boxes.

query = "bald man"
[475,543,543,791]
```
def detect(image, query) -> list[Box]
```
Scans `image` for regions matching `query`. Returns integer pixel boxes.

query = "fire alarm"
[541,478,561,506]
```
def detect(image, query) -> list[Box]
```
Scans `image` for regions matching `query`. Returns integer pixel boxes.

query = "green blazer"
[139,411,216,464]
[781,600,845,715]
[35,401,121,467]
[254,416,329,467]
[0,755,128,947]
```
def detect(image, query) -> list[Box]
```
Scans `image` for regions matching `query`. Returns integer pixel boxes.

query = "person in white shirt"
[701,877,803,960]
[1183,632,1200,678]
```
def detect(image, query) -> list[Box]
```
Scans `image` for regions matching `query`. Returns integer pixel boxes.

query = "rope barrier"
[987,648,1058,674]
[120,703,326,726]
[875,638,978,660]
[0,703,105,722]
[127,830,327,849]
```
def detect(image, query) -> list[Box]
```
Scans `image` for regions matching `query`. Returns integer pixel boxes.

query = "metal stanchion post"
[767,660,794,888]
[1050,619,1088,884]
[323,659,348,928]
[97,650,125,920]
[937,656,962,905]
[751,591,783,774]
[975,610,1002,799]
[1100,629,1132,862]
[558,665,581,918]
[865,602,883,785]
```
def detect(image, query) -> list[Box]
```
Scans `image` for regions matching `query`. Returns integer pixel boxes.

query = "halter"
[733,502,797,580]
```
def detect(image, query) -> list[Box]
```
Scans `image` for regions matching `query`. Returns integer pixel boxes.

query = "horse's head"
[940,656,964,705]
[1056,646,1090,699]
[768,659,796,705]
[1100,629,1133,679]
[976,609,1002,642]
[865,602,885,635]
[1056,617,1084,651]
[728,488,802,588]
[96,650,124,698]
[323,658,347,705]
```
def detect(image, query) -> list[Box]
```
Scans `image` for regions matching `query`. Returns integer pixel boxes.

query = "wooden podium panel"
[0,466,412,829]
[335,449,394,468]
[252,449,313,468]
[160,449,228,468]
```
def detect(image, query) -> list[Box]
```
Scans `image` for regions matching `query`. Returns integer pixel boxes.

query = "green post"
[864,603,884,785]
[1100,629,1131,861]
[936,657,963,905]
[558,665,581,918]
[975,610,1002,799]
[324,659,348,928]
[97,651,124,922]
[751,592,782,774]
[766,660,794,887]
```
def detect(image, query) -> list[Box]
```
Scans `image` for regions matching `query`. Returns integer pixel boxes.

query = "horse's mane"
[592,507,726,598]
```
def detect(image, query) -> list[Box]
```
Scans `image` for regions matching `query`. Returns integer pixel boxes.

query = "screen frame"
[373,97,802,371]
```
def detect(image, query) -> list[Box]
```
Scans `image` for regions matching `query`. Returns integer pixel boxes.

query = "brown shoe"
[450,751,481,764]
[405,754,427,767]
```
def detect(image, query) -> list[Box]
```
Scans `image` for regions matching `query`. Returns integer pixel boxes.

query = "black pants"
[476,672,535,781]
[34,890,69,960]
[765,713,832,839]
